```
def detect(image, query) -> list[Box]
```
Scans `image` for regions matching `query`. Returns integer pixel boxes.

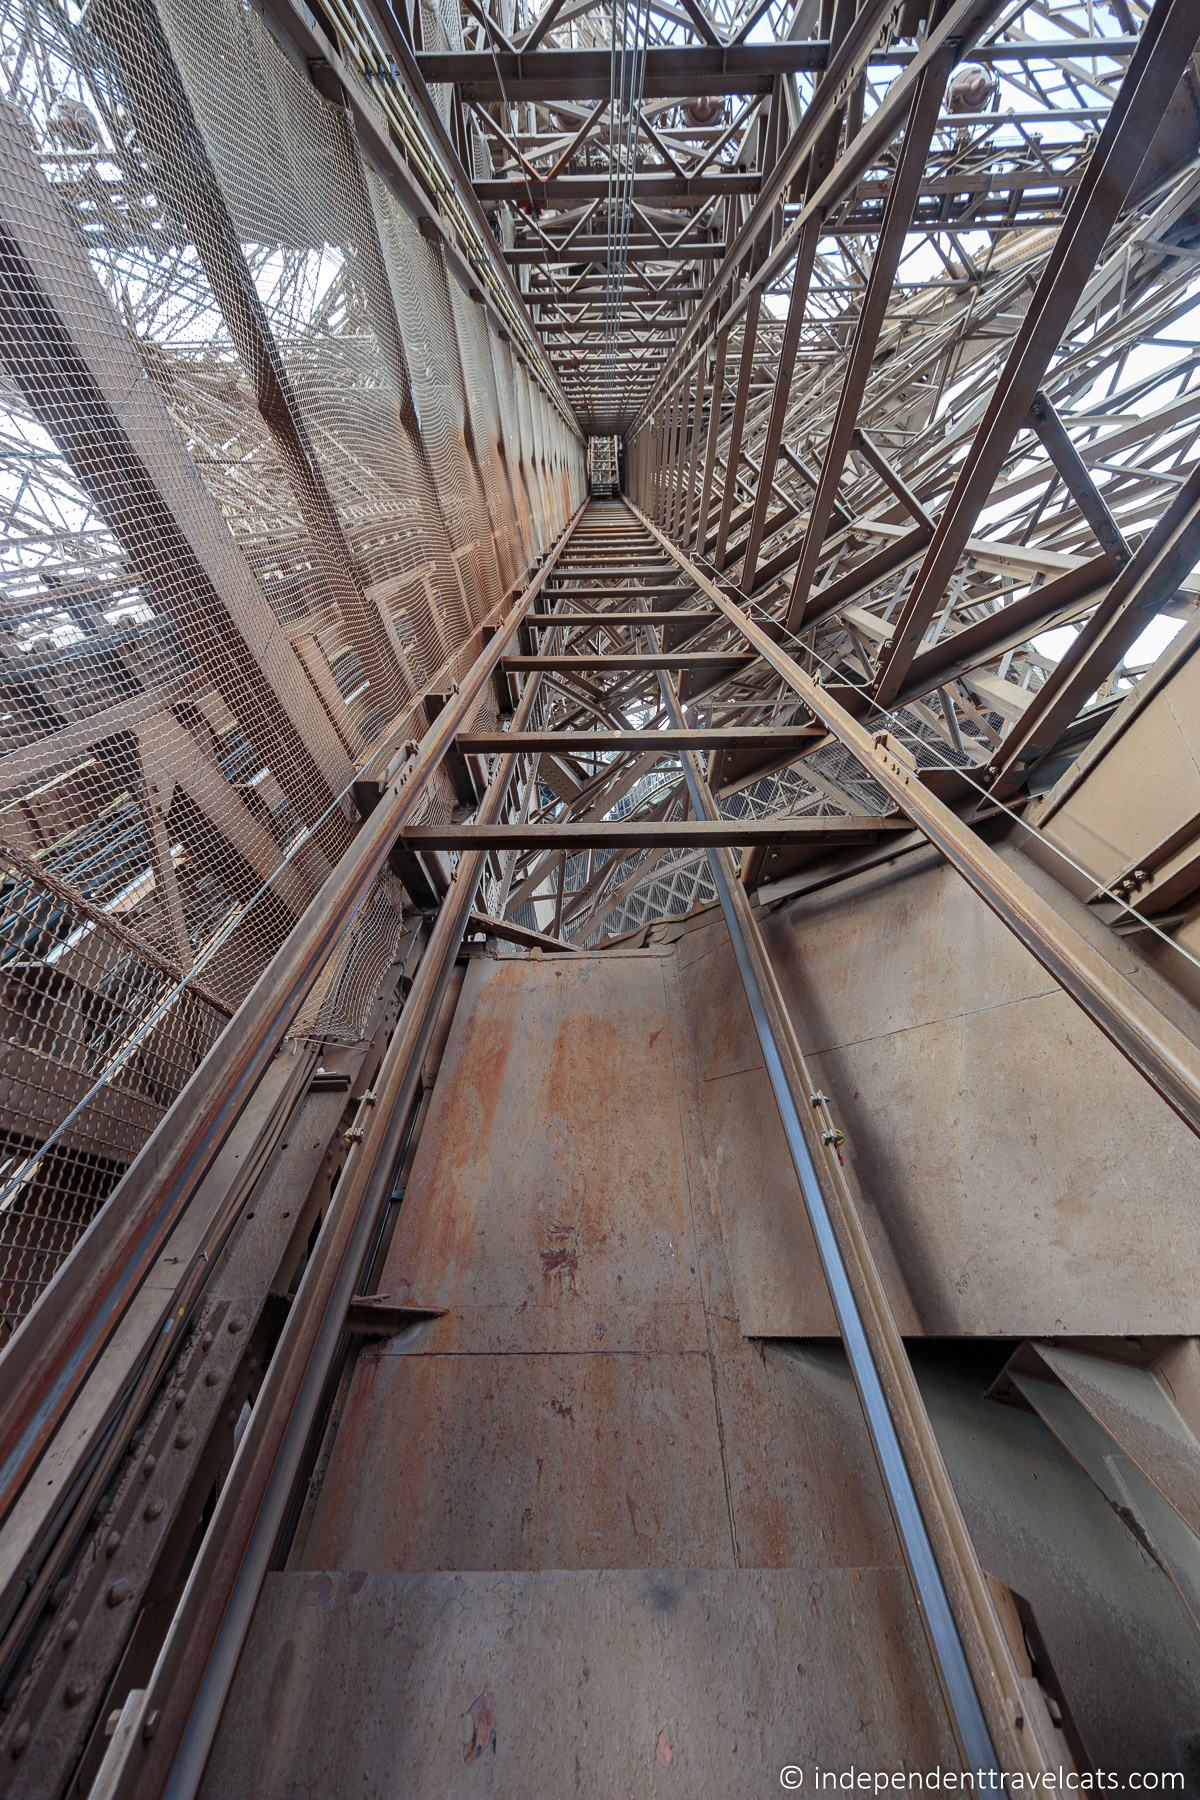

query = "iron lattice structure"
[2,0,1200,1324]
[412,0,1200,958]
[0,3,1199,1792]
[0,0,585,1331]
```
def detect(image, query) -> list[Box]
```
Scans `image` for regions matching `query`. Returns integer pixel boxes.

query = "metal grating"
[0,0,584,1326]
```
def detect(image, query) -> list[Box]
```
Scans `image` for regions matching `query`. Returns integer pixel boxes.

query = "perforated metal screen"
[0,0,584,1333]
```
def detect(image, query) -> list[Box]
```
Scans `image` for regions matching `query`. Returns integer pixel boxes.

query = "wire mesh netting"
[0,0,584,1332]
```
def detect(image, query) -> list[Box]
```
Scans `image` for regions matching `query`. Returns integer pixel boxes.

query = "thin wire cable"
[683,540,1200,974]
[601,0,651,425]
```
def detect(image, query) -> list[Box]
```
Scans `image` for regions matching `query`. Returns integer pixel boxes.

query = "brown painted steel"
[632,503,1200,1140]
[404,818,905,849]
[0,506,585,1539]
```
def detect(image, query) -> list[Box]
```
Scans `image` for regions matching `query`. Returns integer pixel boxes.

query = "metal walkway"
[2,0,1200,1786]
[64,505,1055,1795]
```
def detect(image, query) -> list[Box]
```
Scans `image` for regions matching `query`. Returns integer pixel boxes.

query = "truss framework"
[1,1,1200,1790]
[392,0,1200,957]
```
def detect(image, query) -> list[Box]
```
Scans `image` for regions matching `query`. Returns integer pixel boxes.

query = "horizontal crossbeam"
[457,727,817,752]
[417,42,827,98]
[404,818,904,849]
[501,653,754,671]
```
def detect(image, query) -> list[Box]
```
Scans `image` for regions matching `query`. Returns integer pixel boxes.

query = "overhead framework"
[1,0,1200,1793]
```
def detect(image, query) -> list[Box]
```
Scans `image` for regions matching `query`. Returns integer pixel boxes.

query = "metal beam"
[873,0,1200,706]
[506,239,727,264]
[416,42,827,99]
[457,727,817,751]
[0,506,585,1539]
[631,503,1200,1141]
[476,171,761,201]
[403,818,904,849]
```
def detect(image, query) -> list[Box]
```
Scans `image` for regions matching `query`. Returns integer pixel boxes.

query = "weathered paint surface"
[301,1346,736,1570]
[672,858,1200,1337]
[201,1567,957,1798]
[374,950,706,1351]
[205,945,1199,1793]
[299,948,899,1572]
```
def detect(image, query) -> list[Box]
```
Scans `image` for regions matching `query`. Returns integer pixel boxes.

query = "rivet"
[227,1316,247,1334]
[201,1331,214,1351]
[64,1679,87,1707]
[175,1426,196,1449]
[144,1497,165,1522]
[10,1720,30,1757]
[204,1369,220,1387]
[141,1454,157,1478]
[106,1579,132,1608]
[104,1529,121,1557]
[62,1619,80,1647]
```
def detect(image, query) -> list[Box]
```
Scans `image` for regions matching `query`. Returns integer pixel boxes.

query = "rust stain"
[537,1008,625,1122]
[655,1729,673,1769]
[539,1246,578,1277]
[465,1011,517,1140]
[540,1222,579,1295]
[380,990,517,1296]
[463,1690,497,1762]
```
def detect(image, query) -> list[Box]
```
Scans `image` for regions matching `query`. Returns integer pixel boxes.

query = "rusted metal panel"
[299,1349,734,1571]
[707,1322,898,1570]
[674,862,1200,1337]
[293,946,740,1571]
[202,1567,957,1798]
[687,1061,839,1336]
[1035,1344,1200,1539]
[374,951,708,1353]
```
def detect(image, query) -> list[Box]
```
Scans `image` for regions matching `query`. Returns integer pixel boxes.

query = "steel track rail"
[630,501,1200,1137]
[637,611,1007,1777]
[0,506,584,1566]
[91,569,581,1800]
